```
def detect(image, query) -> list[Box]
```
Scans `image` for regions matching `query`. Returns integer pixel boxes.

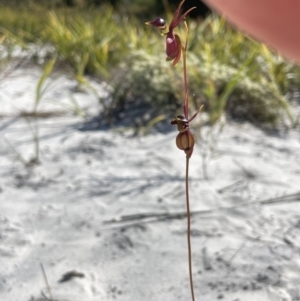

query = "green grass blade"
[34,55,57,112]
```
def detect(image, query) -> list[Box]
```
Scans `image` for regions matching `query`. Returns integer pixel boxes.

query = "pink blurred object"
[203,0,300,63]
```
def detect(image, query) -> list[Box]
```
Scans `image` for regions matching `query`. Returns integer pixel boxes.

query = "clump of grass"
[0,6,44,42]
[108,50,181,122]
[42,7,119,78]
[188,15,295,127]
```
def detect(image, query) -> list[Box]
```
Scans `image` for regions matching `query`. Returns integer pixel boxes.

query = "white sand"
[1,64,300,301]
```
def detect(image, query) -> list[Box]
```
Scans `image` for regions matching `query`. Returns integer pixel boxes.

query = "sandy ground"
[1,64,300,301]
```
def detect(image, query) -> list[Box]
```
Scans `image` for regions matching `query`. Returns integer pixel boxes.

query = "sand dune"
[1,65,300,301]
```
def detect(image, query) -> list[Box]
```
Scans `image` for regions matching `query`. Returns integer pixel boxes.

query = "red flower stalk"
[145,3,203,301]
[145,0,196,66]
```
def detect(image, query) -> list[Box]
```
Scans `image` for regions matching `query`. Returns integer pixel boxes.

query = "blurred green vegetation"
[0,1,299,129]
[0,0,209,18]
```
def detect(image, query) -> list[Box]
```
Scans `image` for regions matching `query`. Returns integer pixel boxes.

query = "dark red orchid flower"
[146,0,196,66]
[171,115,195,157]
[170,105,203,157]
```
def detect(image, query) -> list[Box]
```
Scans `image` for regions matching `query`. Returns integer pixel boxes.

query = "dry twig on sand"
[105,191,300,225]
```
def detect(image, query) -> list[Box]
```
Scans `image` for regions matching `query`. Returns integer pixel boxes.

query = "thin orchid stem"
[183,20,189,51]
[183,21,189,119]
[182,49,189,119]
[186,155,195,301]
